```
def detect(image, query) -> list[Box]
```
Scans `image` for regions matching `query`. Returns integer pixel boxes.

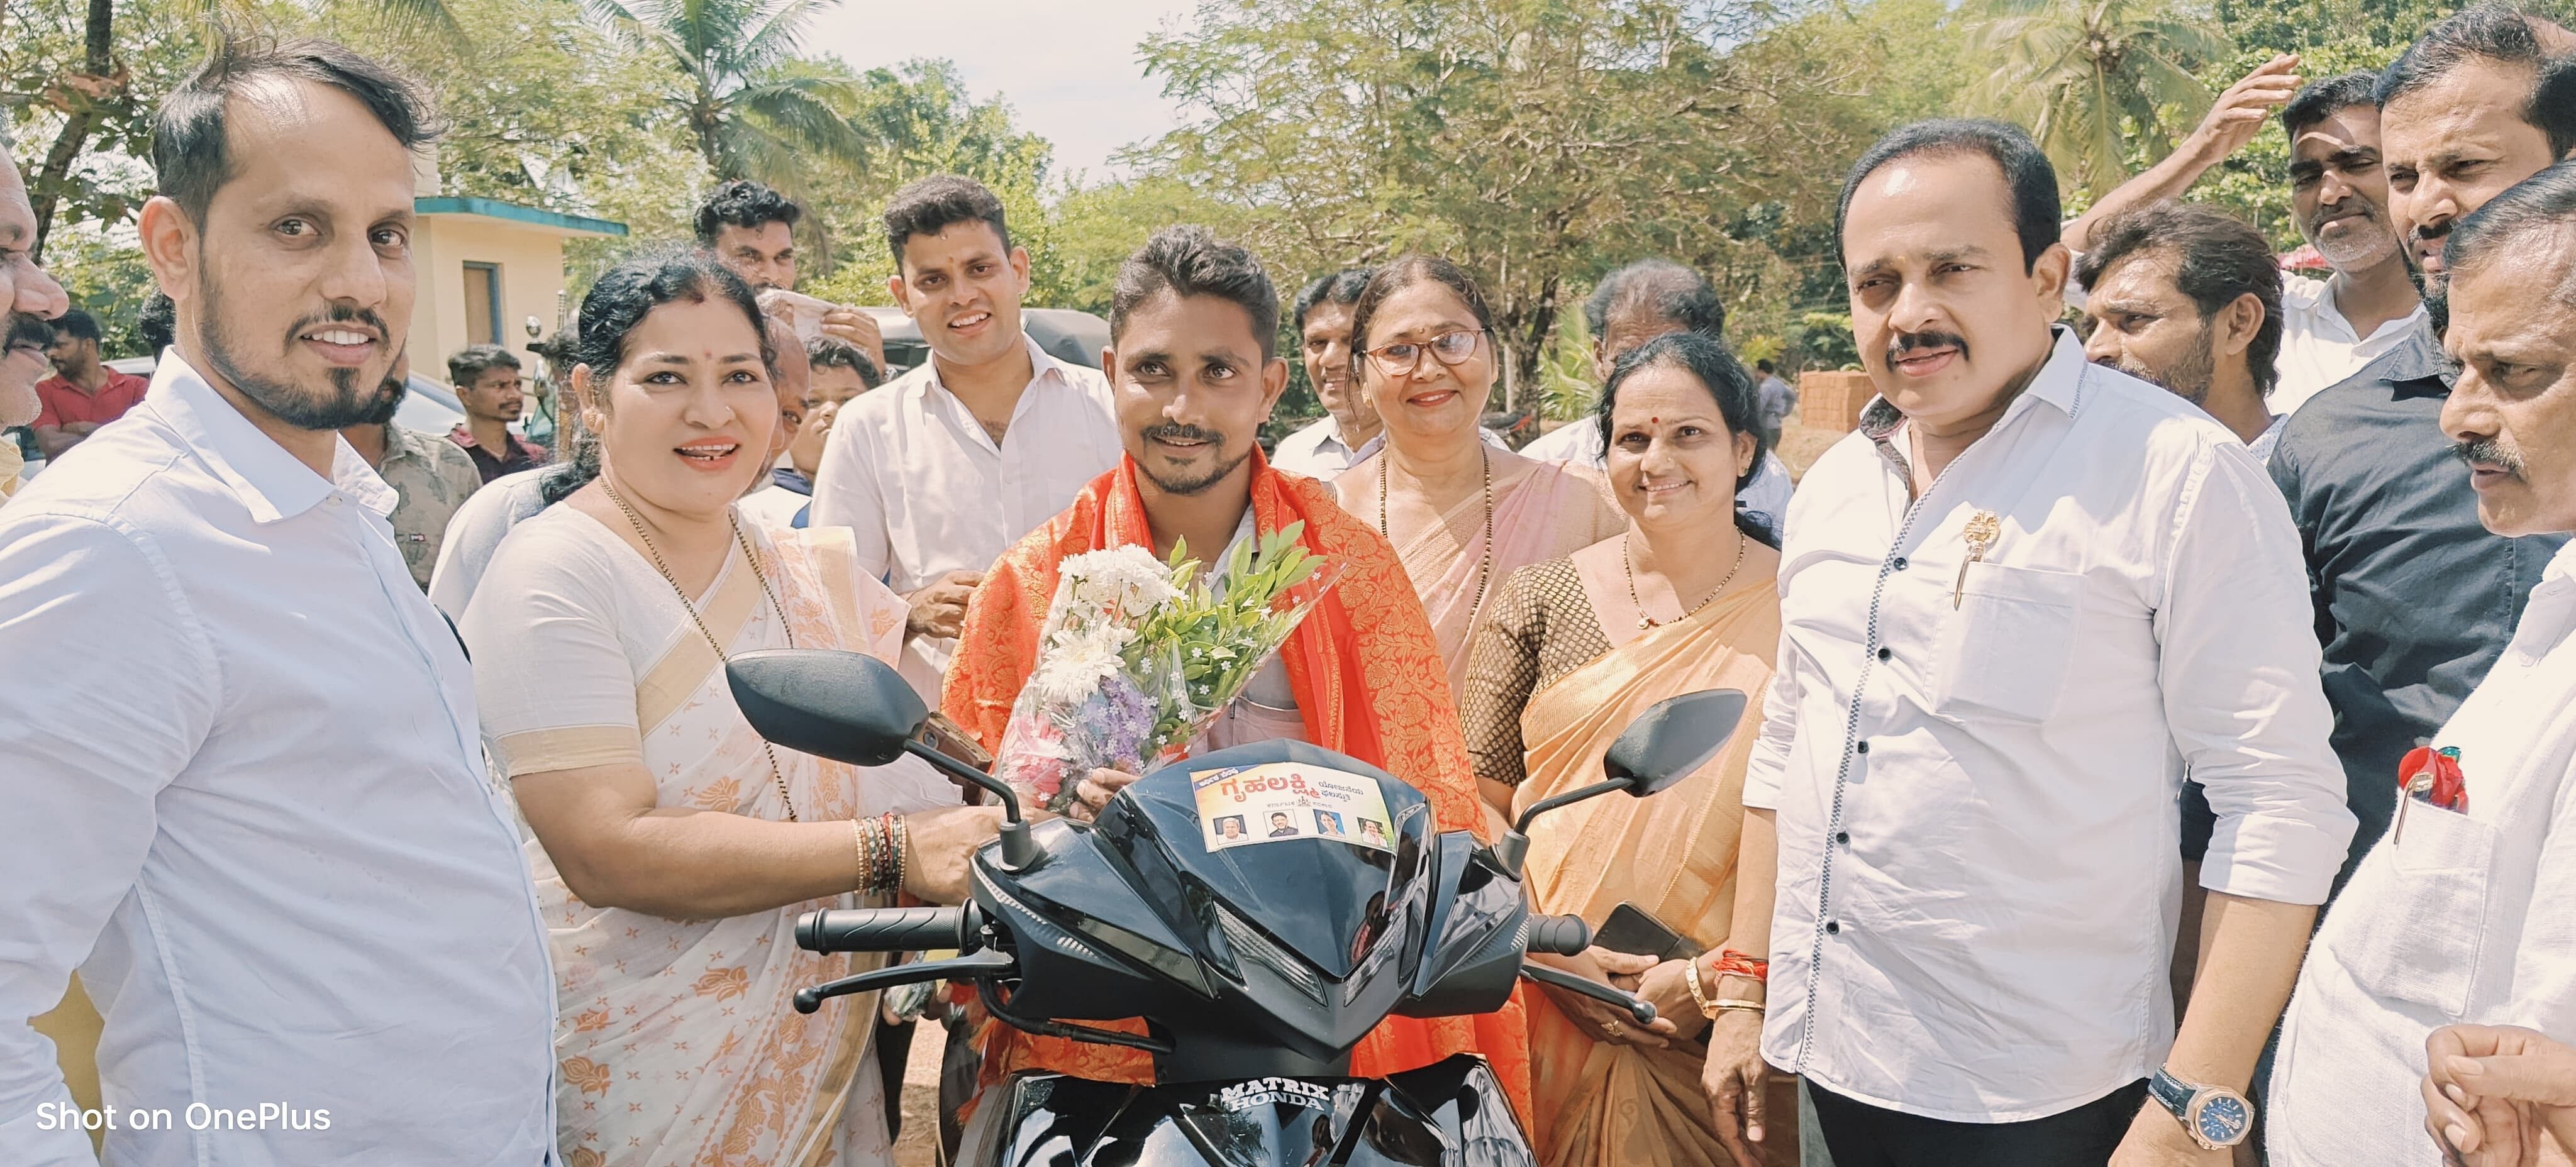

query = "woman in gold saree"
[1333,257,1626,726]
[1461,332,1792,1167]
[462,250,1001,1167]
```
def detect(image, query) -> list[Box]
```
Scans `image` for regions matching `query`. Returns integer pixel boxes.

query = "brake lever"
[794,948,1016,1014]
[1519,960,1658,1025]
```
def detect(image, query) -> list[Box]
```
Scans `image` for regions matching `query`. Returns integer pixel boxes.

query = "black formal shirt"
[2263,323,2566,887]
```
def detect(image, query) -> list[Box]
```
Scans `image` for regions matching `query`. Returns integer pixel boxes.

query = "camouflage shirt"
[376,424,484,589]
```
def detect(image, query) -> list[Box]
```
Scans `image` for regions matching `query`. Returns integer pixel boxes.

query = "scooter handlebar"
[1526,914,1593,957]
[796,906,965,953]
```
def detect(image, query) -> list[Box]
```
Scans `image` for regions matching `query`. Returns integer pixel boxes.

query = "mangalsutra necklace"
[1381,445,1494,619]
[602,475,803,821]
[1623,526,1745,630]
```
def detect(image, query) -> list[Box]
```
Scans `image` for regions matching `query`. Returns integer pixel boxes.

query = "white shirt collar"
[906,331,1072,407]
[1858,326,2089,474]
[150,353,398,523]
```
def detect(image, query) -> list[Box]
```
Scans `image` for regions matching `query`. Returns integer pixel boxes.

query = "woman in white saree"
[462,248,1002,1167]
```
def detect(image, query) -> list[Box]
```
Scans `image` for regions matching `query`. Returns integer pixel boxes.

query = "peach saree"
[1385,458,1625,692]
[1509,567,1780,1167]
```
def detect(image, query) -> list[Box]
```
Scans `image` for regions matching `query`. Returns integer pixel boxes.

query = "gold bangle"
[1686,955,1720,1019]
[1712,998,1768,1014]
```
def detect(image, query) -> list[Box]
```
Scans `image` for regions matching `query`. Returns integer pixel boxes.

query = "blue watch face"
[2196,1094,2250,1143]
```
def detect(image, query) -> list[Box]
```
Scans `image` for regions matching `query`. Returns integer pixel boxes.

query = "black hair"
[152,37,438,226]
[49,309,101,345]
[540,246,774,504]
[1110,226,1281,359]
[1837,118,2062,273]
[1292,268,1374,332]
[1595,331,1779,549]
[445,343,521,387]
[2281,72,2382,141]
[2074,202,2287,397]
[136,292,174,355]
[1756,358,1776,373]
[2379,3,2576,157]
[1347,255,1496,384]
[882,174,1011,267]
[1584,258,1725,340]
[692,179,801,248]
[2447,158,2576,303]
[804,335,882,389]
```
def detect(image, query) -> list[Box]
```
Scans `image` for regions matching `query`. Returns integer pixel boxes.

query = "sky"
[802,0,1201,186]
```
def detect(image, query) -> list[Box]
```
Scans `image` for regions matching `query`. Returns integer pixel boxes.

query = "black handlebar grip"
[796,906,964,953]
[1526,914,1593,957]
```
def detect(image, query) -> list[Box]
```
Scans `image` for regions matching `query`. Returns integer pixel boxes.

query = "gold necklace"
[1381,444,1494,620]
[601,475,804,822]
[1623,526,1745,630]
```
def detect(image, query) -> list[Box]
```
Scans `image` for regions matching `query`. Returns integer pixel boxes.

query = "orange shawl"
[944,453,1533,1117]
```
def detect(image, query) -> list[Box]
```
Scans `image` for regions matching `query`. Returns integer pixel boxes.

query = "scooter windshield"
[1105,741,1435,983]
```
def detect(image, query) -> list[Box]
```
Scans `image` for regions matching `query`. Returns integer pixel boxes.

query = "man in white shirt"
[2062,58,2422,415]
[0,40,555,1167]
[1268,268,1380,478]
[2076,201,2288,460]
[1521,257,1797,536]
[809,174,1123,700]
[1728,119,2351,1164]
[2268,160,2576,1167]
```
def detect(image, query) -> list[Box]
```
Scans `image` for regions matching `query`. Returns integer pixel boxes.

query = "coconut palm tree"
[1966,0,2233,196]
[583,0,868,203]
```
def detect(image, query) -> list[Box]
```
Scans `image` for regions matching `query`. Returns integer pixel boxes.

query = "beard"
[354,372,409,427]
[2100,324,2218,406]
[2306,204,2401,272]
[197,266,402,432]
[1136,423,1250,495]
[2406,250,2450,338]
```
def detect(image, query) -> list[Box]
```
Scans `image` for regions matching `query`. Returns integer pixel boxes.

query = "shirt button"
[1835,831,1850,845]
[1825,921,1841,935]
[1875,646,1892,662]
[1854,740,1870,755]
[1892,556,1909,570]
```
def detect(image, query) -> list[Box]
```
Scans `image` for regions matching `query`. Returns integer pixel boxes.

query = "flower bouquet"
[994,523,1339,816]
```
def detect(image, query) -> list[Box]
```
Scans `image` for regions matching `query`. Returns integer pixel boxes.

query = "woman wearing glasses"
[1332,256,1624,803]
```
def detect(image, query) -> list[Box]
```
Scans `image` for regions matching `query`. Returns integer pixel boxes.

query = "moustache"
[1887,329,1970,367]
[2453,437,2525,479]
[1142,423,1226,446]
[2412,219,2453,248]
[2307,201,2381,234]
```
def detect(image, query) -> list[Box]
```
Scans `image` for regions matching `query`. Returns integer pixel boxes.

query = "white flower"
[1059,547,1180,621]
[1028,624,1130,707]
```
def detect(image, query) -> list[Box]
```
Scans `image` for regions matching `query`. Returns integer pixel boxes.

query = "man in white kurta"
[2267,160,2576,1167]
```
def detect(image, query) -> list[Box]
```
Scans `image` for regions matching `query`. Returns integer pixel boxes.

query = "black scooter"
[726,649,1746,1167]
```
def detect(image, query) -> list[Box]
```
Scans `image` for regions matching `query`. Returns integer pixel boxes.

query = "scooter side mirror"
[1602,689,1748,798]
[1485,688,1748,880]
[728,649,925,767]
[728,650,1038,867]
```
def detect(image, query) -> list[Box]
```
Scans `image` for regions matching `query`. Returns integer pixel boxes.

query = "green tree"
[584,0,867,219]
[1135,0,1842,404]
[1967,0,2232,196]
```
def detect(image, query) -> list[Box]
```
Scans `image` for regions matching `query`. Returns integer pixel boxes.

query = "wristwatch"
[2148,1066,2253,1150]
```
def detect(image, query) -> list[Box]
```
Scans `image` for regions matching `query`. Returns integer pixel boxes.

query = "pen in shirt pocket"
[2394,745,2468,843]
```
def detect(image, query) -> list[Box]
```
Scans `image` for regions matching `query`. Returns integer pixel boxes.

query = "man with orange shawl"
[943,225,1533,1121]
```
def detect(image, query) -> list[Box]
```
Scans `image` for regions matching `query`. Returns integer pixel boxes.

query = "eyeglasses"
[1363,329,1489,378]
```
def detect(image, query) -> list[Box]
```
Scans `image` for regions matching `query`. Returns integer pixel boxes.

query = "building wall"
[409,216,571,384]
